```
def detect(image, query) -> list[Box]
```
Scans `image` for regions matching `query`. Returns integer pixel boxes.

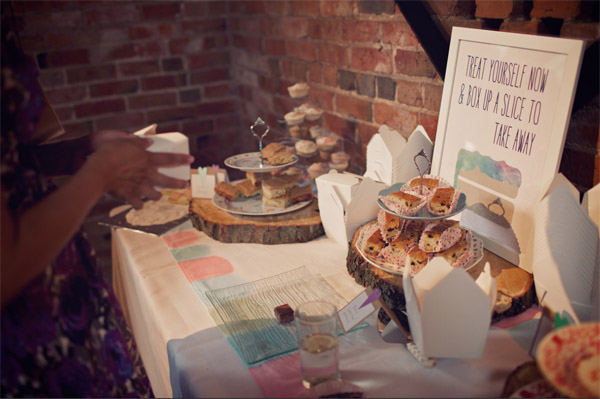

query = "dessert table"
[111,221,539,398]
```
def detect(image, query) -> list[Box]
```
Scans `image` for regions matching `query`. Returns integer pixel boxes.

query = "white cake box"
[403,258,497,359]
[142,132,191,182]
[364,125,433,186]
[316,171,387,247]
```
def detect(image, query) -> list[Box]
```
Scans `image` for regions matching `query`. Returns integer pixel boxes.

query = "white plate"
[224,152,298,173]
[536,322,600,398]
[377,182,466,220]
[355,220,484,276]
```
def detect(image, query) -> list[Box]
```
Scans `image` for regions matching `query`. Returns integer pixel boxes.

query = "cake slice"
[364,229,386,257]
[429,187,456,215]
[408,177,440,190]
[435,238,469,266]
[268,151,295,166]
[236,179,261,197]
[382,230,420,265]
[420,220,461,252]
[262,195,291,208]
[405,246,429,276]
[262,142,285,160]
[380,211,402,242]
[290,185,313,204]
[262,179,288,199]
[214,182,241,201]
[386,190,422,210]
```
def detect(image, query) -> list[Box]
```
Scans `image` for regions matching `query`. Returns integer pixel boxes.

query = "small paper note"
[191,174,216,198]
[338,290,378,333]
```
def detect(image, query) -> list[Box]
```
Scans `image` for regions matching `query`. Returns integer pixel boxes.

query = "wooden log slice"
[189,198,324,244]
[347,221,538,332]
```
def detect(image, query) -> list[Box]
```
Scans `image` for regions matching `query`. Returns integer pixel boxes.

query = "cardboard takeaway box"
[315,172,387,247]
[364,125,433,186]
[403,258,497,359]
[134,125,191,181]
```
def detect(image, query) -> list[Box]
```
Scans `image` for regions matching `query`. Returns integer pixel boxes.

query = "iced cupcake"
[287,83,309,98]
[308,162,329,179]
[309,126,328,139]
[295,139,317,158]
[289,125,302,138]
[329,161,348,172]
[284,110,305,125]
[331,151,350,163]
[316,135,338,152]
[305,107,323,121]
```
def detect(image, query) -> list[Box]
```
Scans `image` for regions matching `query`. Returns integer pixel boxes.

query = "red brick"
[84,6,138,26]
[320,1,353,16]
[381,20,419,47]
[235,16,261,34]
[258,75,277,93]
[19,35,47,53]
[46,49,89,67]
[67,65,117,84]
[128,92,177,110]
[181,119,215,136]
[373,102,418,134]
[287,40,316,61]
[280,59,294,80]
[290,0,319,16]
[335,93,372,121]
[141,74,186,91]
[136,41,164,58]
[47,86,87,104]
[422,83,443,112]
[475,0,513,19]
[205,83,230,98]
[318,43,349,66]
[181,18,227,34]
[147,106,196,123]
[308,63,322,84]
[323,113,357,141]
[306,86,334,111]
[357,122,379,147]
[531,0,581,18]
[75,98,125,118]
[47,32,73,49]
[129,25,155,40]
[500,20,542,34]
[419,113,439,141]
[141,3,181,20]
[323,65,338,87]
[270,18,309,38]
[233,34,262,53]
[394,49,438,79]
[119,60,160,76]
[561,22,599,48]
[12,1,72,13]
[264,39,287,56]
[188,51,230,69]
[396,80,423,107]
[197,101,236,116]
[62,121,94,137]
[234,1,265,14]
[184,2,207,17]
[92,43,136,63]
[427,0,475,17]
[170,37,205,54]
[38,70,65,88]
[352,47,393,74]
[190,68,230,84]
[24,10,82,31]
[261,1,287,16]
[90,80,138,98]
[308,19,342,41]
[343,20,379,43]
[94,112,145,131]
[71,28,101,48]
[158,22,175,36]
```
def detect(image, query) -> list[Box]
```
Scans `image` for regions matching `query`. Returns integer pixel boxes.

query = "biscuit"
[214,182,240,201]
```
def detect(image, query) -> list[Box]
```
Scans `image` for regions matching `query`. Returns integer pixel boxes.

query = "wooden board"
[347,221,537,330]
[189,198,324,244]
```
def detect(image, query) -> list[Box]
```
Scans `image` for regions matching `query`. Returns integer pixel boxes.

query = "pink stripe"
[249,353,306,398]
[162,230,202,249]
[178,256,233,282]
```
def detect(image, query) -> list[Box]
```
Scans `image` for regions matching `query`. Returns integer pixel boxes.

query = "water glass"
[295,301,341,388]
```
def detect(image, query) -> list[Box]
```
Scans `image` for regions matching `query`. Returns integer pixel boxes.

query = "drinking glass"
[295,301,341,388]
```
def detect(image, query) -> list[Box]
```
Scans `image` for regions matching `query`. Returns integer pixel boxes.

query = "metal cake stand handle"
[250,117,270,167]
[413,148,432,195]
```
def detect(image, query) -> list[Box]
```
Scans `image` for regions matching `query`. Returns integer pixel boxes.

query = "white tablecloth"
[111,223,536,398]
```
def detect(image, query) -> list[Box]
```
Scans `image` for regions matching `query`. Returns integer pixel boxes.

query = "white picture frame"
[431,27,585,271]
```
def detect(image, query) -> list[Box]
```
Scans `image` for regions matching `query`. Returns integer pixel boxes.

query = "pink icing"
[178,256,233,282]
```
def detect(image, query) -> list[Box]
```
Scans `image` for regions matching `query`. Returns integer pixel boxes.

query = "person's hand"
[88,129,135,151]
[84,136,194,209]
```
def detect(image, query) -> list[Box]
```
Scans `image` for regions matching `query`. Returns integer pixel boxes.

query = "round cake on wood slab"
[189,197,324,244]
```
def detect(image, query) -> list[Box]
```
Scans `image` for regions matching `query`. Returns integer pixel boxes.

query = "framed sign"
[431,27,584,271]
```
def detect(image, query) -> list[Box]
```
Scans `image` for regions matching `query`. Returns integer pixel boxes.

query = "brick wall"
[7,0,599,191]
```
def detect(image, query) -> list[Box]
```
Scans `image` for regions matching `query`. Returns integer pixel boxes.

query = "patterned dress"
[1,33,153,398]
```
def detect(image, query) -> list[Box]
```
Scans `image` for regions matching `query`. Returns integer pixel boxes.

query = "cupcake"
[298,103,313,112]
[287,83,309,98]
[294,139,317,158]
[331,151,350,163]
[329,161,348,172]
[280,166,303,176]
[309,126,328,139]
[308,162,329,179]
[319,150,331,161]
[284,110,305,125]
[305,107,323,121]
[316,136,338,152]
[289,125,302,138]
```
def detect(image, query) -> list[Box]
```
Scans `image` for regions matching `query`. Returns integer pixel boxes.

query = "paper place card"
[338,289,380,333]
[191,166,228,199]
